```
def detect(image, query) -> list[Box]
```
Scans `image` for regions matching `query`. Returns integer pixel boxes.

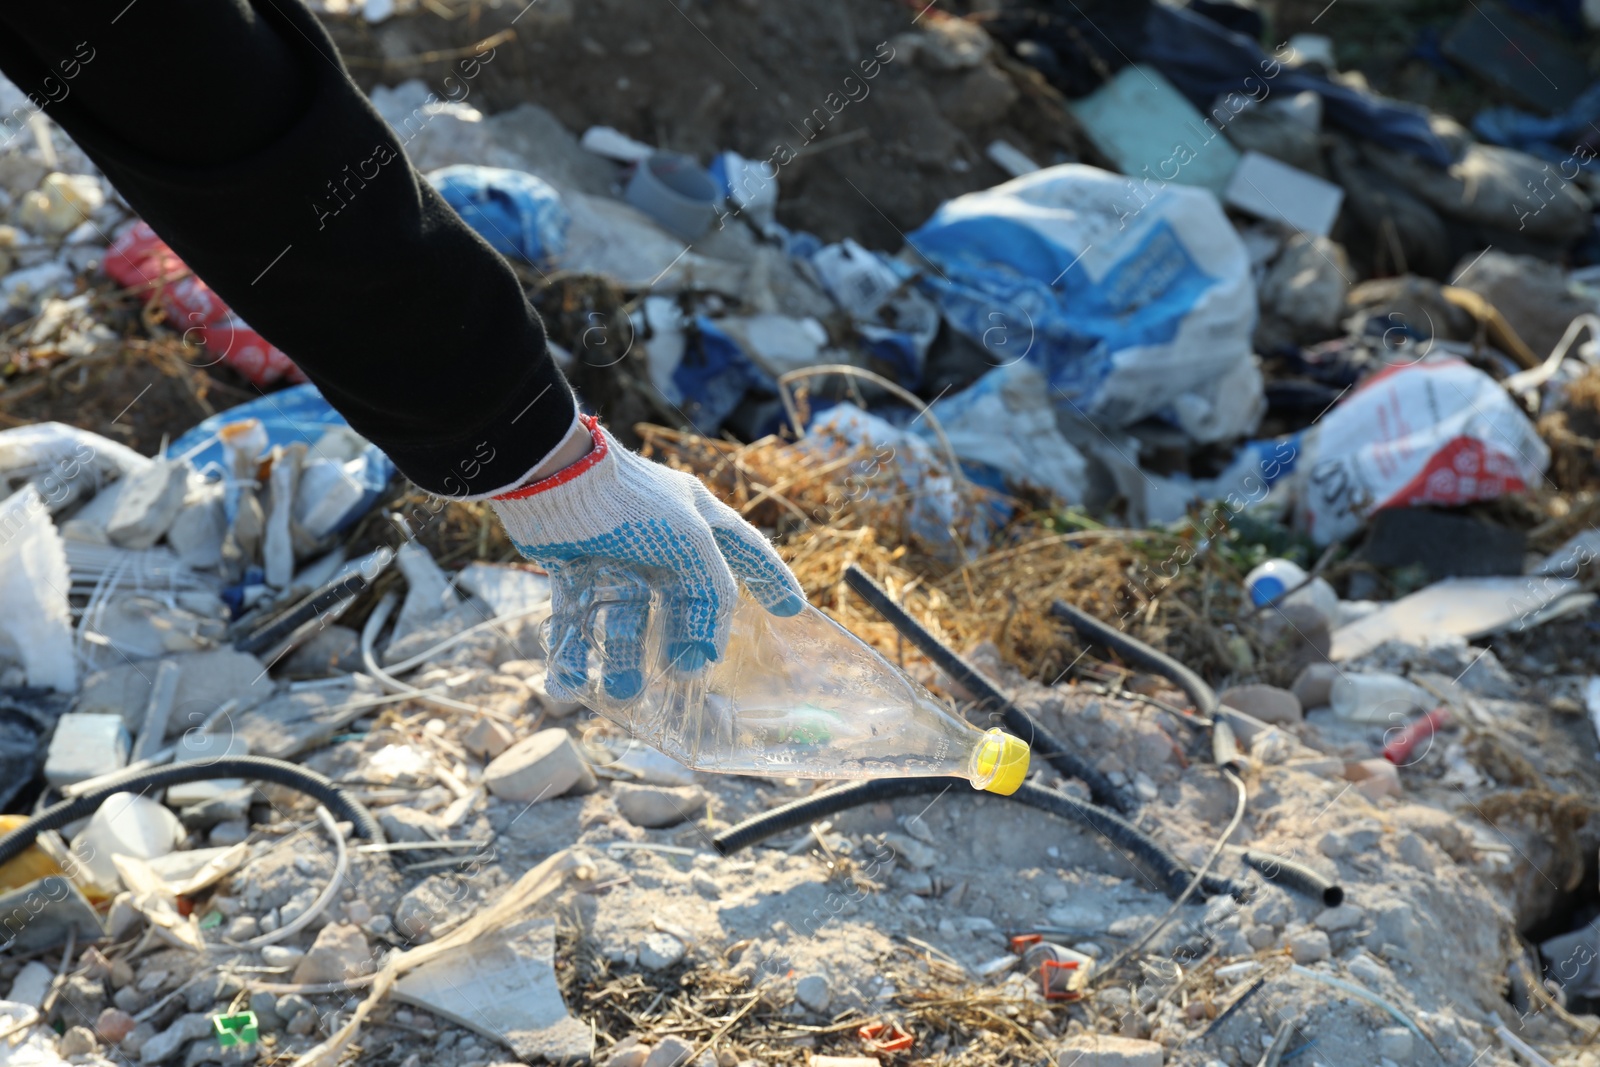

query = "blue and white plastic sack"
[907,164,1264,444]
[920,362,1088,505]
[427,165,569,267]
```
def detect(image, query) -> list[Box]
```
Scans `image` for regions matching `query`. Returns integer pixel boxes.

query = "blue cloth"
[1142,4,1455,168]
[673,318,776,433]
[426,165,569,266]
[1475,79,1600,165]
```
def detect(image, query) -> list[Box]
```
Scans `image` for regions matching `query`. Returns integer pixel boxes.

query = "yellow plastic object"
[0,815,66,892]
[973,729,1031,796]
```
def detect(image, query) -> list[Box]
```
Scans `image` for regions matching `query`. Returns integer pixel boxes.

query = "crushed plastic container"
[1245,559,1340,624]
[1328,672,1432,725]
[70,791,183,892]
[553,567,1031,794]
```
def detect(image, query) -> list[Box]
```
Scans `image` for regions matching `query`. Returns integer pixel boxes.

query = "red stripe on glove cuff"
[493,414,607,500]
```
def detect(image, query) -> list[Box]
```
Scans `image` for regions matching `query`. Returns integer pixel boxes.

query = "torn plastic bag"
[426,165,569,267]
[1474,78,1600,167]
[632,298,775,434]
[810,239,938,388]
[169,384,394,536]
[104,222,305,388]
[907,164,1263,444]
[1290,359,1548,545]
[0,422,150,514]
[805,404,1001,560]
[0,486,76,692]
[918,362,1089,505]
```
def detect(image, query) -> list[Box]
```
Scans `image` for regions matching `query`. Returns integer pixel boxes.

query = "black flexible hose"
[842,566,1127,812]
[712,778,1249,902]
[1048,600,1219,718]
[1240,849,1345,908]
[0,756,384,867]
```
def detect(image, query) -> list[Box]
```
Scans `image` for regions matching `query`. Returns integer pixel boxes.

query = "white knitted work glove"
[491,416,806,701]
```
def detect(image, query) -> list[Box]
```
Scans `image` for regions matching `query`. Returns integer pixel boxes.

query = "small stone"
[208,819,249,847]
[136,969,170,994]
[1286,928,1331,963]
[139,1012,212,1064]
[895,870,934,896]
[794,973,830,1013]
[286,1010,316,1036]
[292,923,373,984]
[248,991,280,1029]
[96,1007,137,1044]
[882,832,937,869]
[60,1024,98,1056]
[1316,830,1347,858]
[1053,1033,1164,1066]
[637,932,686,971]
[463,716,515,759]
[613,784,709,828]
[274,994,311,1021]
[377,806,442,843]
[344,899,373,925]
[121,1022,157,1058]
[689,871,721,898]
[1377,1026,1413,1063]
[225,915,259,941]
[1314,904,1365,933]
[1291,663,1339,710]
[110,959,136,989]
[484,728,597,802]
[642,1036,694,1067]
[1245,925,1277,950]
[113,986,149,1013]
[608,1038,651,1067]
[260,945,304,968]
[1218,684,1302,725]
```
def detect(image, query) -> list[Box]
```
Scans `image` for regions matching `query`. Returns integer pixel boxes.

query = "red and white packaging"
[1294,358,1548,544]
[104,222,305,387]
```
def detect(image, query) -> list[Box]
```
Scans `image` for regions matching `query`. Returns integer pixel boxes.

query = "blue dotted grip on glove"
[515,518,803,701]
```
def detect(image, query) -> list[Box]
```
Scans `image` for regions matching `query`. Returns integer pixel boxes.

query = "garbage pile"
[4,1,1600,1066]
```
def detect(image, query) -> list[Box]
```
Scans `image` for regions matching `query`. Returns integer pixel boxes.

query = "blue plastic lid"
[1250,575,1286,607]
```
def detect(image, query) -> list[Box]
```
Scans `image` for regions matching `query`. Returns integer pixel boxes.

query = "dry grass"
[635,424,1253,688]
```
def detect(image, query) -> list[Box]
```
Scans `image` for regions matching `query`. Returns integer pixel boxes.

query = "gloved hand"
[491,415,806,701]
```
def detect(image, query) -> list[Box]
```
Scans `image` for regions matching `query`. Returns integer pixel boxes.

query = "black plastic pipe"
[712,777,1250,902]
[842,566,1127,812]
[1048,599,1219,718]
[1240,849,1345,908]
[235,573,369,656]
[0,756,384,866]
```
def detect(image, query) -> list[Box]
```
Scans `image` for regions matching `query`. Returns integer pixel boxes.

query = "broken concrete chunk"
[77,648,268,734]
[642,1036,695,1067]
[613,783,709,828]
[291,923,374,985]
[1314,903,1365,932]
[1286,927,1331,963]
[1053,1034,1163,1067]
[164,485,226,570]
[484,728,597,802]
[86,596,226,660]
[393,917,590,1064]
[138,1011,212,1064]
[106,459,189,550]
[377,806,443,844]
[464,716,515,759]
[44,713,130,786]
[637,931,686,970]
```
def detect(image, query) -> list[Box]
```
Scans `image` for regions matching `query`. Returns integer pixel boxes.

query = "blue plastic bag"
[427,165,569,266]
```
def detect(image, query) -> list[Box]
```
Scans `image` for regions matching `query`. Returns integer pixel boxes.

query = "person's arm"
[0,0,807,691]
[0,0,573,496]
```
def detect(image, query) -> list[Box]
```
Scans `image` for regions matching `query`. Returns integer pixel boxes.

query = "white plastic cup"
[624,152,723,240]
[1328,672,1431,725]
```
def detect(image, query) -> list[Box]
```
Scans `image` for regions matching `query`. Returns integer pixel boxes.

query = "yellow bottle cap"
[973,729,1030,796]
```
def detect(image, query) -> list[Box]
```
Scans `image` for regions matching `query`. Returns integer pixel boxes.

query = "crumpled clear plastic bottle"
[545,561,1030,794]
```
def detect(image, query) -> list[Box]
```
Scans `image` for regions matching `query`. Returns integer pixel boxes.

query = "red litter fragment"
[105,222,306,387]
[1383,706,1449,765]
[858,1022,914,1052]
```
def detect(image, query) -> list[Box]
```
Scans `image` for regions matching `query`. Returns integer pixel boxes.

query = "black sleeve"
[0,0,575,497]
